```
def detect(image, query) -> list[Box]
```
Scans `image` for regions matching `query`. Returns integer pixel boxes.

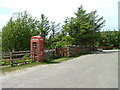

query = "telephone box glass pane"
[32,42,37,49]
[40,42,43,49]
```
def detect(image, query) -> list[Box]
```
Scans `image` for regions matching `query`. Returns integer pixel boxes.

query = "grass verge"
[1,52,92,73]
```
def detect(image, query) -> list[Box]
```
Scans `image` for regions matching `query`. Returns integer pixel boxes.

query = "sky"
[0,0,119,31]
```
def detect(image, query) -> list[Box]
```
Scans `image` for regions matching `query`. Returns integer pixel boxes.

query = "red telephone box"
[30,36,44,62]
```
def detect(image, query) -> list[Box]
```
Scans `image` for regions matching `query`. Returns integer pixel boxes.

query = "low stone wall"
[55,45,93,57]
[44,45,94,60]
[44,49,55,61]
[55,48,68,57]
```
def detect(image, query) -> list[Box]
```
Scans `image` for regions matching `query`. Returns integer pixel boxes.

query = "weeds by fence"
[0,50,36,67]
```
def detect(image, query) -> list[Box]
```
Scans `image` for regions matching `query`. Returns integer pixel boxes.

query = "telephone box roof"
[31,36,43,39]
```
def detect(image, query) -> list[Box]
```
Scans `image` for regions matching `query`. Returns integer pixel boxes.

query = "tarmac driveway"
[1,50,118,88]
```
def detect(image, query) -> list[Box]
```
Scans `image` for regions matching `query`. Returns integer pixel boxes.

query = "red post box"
[30,36,44,62]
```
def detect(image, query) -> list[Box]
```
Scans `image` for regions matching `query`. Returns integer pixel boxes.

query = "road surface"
[1,50,118,88]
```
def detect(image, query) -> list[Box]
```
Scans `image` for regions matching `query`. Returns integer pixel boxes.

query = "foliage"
[45,22,61,49]
[36,14,51,49]
[37,14,50,39]
[98,30,120,48]
[0,31,1,37]
[22,54,30,58]
[53,5,105,48]
[50,22,61,39]
[2,11,38,52]
[2,12,53,52]
[54,36,75,48]
[2,6,106,51]
[64,6,105,46]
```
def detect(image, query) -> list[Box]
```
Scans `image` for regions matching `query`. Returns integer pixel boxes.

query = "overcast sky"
[0,0,119,31]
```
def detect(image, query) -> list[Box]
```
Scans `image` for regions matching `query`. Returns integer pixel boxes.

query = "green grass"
[48,52,92,63]
[49,57,75,62]
[1,52,92,73]
[1,62,49,73]
[0,58,31,66]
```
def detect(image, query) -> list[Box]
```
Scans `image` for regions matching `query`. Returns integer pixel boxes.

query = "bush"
[98,30,119,49]
[22,54,30,58]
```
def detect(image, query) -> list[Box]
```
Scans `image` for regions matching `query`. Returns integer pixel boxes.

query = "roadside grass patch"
[1,61,49,73]
[1,51,92,73]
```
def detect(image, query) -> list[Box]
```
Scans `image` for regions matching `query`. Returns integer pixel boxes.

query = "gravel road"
[1,50,118,88]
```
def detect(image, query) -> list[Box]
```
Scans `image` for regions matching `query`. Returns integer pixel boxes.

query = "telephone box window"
[32,42,37,49]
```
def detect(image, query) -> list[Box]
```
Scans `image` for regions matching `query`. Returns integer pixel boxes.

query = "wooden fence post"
[10,52,13,66]
[33,48,36,62]
[32,50,34,61]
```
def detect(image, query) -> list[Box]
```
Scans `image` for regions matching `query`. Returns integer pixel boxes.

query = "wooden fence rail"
[0,49,56,67]
[0,50,37,66]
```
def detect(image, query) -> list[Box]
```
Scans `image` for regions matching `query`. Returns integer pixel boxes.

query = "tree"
[2,11,38,52]
[62,5,105,47]
[37,14,50,49]
[45,22,61,48]
[50,22,60,39]
[50,20,75,48]
[98,30,120,49]
[37,14,50,39]
[51,33,75,48]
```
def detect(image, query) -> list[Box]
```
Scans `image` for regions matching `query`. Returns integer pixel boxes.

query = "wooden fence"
[0,50,37,66]
[0,49,55,67]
